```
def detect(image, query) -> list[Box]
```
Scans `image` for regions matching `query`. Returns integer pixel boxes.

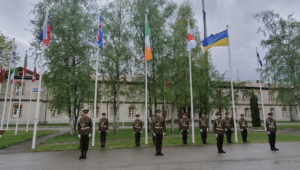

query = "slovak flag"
[187,26,197,52]
[257,52,263,67]
[32,67,37,82]
[39,6,51,46]
[97,14,103,47]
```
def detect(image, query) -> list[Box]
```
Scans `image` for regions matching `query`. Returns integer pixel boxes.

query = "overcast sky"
[1,0,300,82]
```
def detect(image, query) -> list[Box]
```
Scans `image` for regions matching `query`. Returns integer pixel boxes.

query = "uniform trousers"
[182,130,188,143]
[201,129,207,143]
[80,135,89,151]
[135,132,141,144]
[155,134,163,150]
[241,129,247,142]
[216,135,224,150]
[268,132,276,147]
[226,129,232,142]
[100,131,107,144]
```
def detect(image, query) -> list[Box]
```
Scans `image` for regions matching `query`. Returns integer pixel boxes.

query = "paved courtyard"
[0,142,299,170]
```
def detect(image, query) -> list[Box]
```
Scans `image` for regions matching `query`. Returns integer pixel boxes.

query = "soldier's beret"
[83,109,89,113]
[215,112,221,116]
[155,110,161,113]
[268,113,273,116]
[136,114,140,117]
[102,113,106,116]
[225,113,228,115]
[240,114,244,116]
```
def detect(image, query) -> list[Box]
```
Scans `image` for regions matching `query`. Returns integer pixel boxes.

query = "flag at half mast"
[187,26,197,52]
[257,52,263,67]
[202,29,228,51]
[145,21,152,61]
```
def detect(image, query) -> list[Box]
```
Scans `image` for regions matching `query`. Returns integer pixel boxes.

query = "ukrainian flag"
[202,29,228,51]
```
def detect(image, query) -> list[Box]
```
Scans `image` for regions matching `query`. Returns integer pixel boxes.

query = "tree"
[0,32,20,70]
[30,0,100,135]
[250,90,261,127]
[253,10,300,120]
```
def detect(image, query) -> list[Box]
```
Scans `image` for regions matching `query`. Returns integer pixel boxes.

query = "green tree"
[0,32,20,70]
[253,10,300,120]
[30,0,100,135]
[250,90,261,127]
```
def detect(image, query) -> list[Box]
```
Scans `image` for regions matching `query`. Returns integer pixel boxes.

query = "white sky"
[1,0,300,82]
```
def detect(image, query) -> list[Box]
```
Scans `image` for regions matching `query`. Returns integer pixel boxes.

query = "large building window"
[270,108,275,118]
[243,93,248,101]
[96,106,100,118]
[13,105,22,118]
[110,106,118,118]
[15,83,24,95]
[128,105,135,118]
[52,108,58,118]
[269,94,273,101]
[245,108,250,118]
[282,109,287,118]
[259,108,262,118]
[257,92,261,101]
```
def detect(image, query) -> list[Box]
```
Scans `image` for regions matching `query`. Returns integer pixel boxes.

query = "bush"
[250,91,261,127]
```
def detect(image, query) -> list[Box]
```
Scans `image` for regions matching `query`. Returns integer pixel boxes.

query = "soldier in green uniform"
[133,114,143,147]
[199,113,208,144]
[214,112,226,154]
[151,110,166,156]
[179,113,189,144]
[266,113,279,151]
[151,113,156,145]
[98,113,109,148]
[239,114,248,143]
[77,109,92,159]
[224,113,234,143]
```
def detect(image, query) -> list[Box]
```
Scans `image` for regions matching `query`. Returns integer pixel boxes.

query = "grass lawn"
[32,132,300,152]
[45,127,213,143]
[251,125,300,130]
[0,130,58,149]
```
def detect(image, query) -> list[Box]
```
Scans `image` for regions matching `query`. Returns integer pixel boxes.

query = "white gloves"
[88,134,91,138]
[106,130,108,132]
[187,130,189,132]
[141,131,142,134]
[151,131,153,133]
[200,129,203,132]
[78,134,81,138]
[134,132,135,134]
[267,132,270,135]
[207,128,209,132]
[225,128,227,131]
[163,133,165,136]
[241,129,243,132]
[181,130,183,132]
[99,131,100,133]
[276,132,277,134]
[153,133,156,136]
[215,134,218,137]
[247,128,248,131]
[231,128,233,131]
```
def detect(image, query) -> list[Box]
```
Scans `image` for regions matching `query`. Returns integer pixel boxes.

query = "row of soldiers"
[76,109,279,159]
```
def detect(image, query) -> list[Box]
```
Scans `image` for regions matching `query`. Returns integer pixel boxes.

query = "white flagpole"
[31,45,45,149]
[1,60,12,136]
[15,51,26,135]
[187,22,195,144]
[26,83,34,132]
[256,47,266,130]
[227,25,238,142]
[92,45,99,147]
[145,14,148,145]
[6,74,15,130]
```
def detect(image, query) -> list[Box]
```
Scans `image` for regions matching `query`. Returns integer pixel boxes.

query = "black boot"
[83,151,87,159]
[138,141,141,146]
[79,151,84,159]
[221,147,226,153]
[155,150,159,156]
[218,147,222,154]
[159,150,164,156]
[135,141,137,147]
[273,144,279,151]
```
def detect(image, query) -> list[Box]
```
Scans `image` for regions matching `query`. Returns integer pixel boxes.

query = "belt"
[81,127,90,129]
[102,126,107,127]
[155,127,162,129]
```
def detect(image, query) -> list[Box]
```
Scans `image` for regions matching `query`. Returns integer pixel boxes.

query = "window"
[96,106,100,118]
[129,106,135,118]
[245,108,250,117]
[231,108,237,116]
[13,105,22,118]
[257,92,261,101]
[16,83,24,95]
[243,93,248,101]
[52,108,58,118]
[270,108,275,117]
[282,109,287,118]
[269,94,273,101]
[259,109,262,118]
[110,106,117,118]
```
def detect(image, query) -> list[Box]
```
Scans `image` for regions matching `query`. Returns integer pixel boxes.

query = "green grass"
[0,130,58,149]
[32,132,300,152]
[251,125,300,130]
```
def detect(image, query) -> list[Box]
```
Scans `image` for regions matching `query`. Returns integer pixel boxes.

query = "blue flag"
[97,14,103,47]
[257,52,263,67]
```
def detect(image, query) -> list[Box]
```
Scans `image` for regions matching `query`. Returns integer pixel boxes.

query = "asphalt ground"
[0,142,299,170]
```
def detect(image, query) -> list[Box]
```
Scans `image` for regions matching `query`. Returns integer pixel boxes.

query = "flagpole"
[145,14,148,145]
[256,47,266,130]
[32,44,45,149]
[227,25,238,143]
[92,45,99,147]
[15,51,27,135]
[6,72,15,130]
[187,22,195,144]
[26,83,34,132]
[0,45,13,138]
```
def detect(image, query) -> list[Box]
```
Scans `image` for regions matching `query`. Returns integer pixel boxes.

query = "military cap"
[83,109,89,113]
[240,114,244,116]
[182,113,186,116]
[102,113,106,116]
[215,112,221,116]
[136,114,140,117]
[268,113,273,116]
[155,109,161,113]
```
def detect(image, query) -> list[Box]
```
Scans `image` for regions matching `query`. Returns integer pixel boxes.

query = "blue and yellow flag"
[202,29,228,51]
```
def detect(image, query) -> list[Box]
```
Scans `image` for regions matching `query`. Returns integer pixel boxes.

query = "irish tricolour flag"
[145,21,152,61]
[10,69,15,84]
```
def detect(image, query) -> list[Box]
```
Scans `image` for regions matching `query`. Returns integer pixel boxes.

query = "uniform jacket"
[239,118,248,130]
[78,117,92,136]
[99,117,109,132]
[266,118,277,133]
[133,119,143,132]
[224,117,234,129]
[199,117,208,130]
[214,118,225,135]
[151,116,166,134]
[179,117,189,131]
